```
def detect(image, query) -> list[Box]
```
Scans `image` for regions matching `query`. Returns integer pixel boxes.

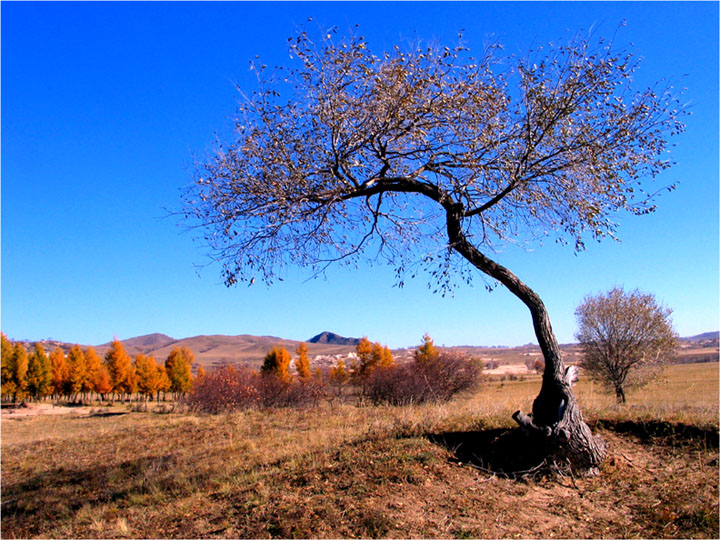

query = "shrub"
[257,374,326,408]
[187,365,326,413]
[366,352,482,405]
[186,366,260,413]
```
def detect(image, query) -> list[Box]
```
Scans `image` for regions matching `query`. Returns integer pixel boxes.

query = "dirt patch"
[1,403,98,419]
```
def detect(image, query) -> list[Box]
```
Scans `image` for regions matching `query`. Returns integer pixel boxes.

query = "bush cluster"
[186,366,324,413]
[365,351,482,405]
[187,355,482,413]
[187,336,483,413]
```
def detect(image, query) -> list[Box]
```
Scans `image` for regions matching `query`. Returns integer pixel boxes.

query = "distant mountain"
[114,333,177,350]
[680,331,719,342]
[307,331,360,346]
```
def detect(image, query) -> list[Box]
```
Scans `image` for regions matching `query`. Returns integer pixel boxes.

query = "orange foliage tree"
[135,354,163,403]
[85,347,112,399]
[372,342,394,369]
[355,337,393,379]
[49,347,69,399]
[295,342,311,380]
[155,362,171,401]
[261,346,292,381]
[165,346,194,397]
[1,333,15,400]
[104,339,134,401]
[415,333,439,368]
[67,345,89,401]
[354,337,373,379]
[26,343,52,400]
[196,364,207,382]
[11,342,29,402]
[330,358,348,383]
[1,339,29,402]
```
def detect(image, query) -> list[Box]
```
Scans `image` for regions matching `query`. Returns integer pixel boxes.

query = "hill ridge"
[307,331,361,346]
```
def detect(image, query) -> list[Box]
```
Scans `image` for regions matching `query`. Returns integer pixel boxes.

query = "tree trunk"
[445,205,607,474]
[615,385,626,404]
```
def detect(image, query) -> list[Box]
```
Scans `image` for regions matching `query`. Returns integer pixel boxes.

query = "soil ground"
[1,364,718,538]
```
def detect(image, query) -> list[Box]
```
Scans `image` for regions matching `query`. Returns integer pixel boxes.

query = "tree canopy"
[183,25,686,292]
[575,287,678,403]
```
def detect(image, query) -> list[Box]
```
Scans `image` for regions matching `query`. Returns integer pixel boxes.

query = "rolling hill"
[90,333,358,369]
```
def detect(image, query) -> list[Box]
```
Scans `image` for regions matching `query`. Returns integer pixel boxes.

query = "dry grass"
[1,363,717,538]
[578,362,719,426]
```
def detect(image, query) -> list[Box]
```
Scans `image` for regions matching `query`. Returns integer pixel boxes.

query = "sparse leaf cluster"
[184,25,686,292]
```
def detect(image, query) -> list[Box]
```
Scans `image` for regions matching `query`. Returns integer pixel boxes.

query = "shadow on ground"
[590,419,719,448]
[426,428,546,478]
[427,419,719,477]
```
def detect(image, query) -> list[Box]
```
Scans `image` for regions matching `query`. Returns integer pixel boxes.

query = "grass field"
[2,363,718,538]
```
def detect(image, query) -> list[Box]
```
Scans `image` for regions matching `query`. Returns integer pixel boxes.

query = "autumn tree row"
[0,334,198,403]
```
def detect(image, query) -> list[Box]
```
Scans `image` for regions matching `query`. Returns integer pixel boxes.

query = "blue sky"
[2,1,718,348]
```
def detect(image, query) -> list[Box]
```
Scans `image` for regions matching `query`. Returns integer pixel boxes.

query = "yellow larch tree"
[415,333,439,368]
[165,346,193,397]
[355,337,373,379]
[12,342,29,402]
[104,338,133,401]
[329,358,348,383]
[85,347,110,398]
[1,333,16,400]
[295,342,311,380]
[67,345,89,401]
[155,363,171,401]
[49,347,69,399]
[26,343,52,400]
[371,342,395,370]
[261,346,292,382]
[196,364,206,382]
[135,354,162,405]
[380,345,395,368]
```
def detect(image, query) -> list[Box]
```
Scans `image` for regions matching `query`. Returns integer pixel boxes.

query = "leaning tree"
[182,25,686,473]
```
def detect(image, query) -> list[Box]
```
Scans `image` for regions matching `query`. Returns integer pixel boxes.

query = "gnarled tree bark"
[445,203,607,474]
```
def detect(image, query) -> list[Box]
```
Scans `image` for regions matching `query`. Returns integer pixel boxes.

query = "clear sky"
[2,1,718,348]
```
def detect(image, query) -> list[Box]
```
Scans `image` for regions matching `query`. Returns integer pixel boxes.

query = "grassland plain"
[1,363,718,538]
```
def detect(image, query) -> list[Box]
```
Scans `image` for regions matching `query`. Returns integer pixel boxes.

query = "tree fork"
[446,205,607,473]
